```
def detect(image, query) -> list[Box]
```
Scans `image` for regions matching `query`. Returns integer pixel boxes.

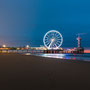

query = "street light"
[2,45,6,48]
[26,45,30,49]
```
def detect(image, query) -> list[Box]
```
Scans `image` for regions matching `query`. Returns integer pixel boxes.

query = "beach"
[0,53,90,90]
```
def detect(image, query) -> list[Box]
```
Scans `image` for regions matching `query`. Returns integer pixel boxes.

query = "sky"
[0,0,90,48]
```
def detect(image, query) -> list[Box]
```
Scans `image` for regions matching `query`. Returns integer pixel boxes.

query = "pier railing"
[0,49,84,54]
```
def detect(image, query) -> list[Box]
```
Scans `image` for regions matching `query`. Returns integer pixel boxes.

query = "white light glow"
[43,30,63,50]
[2,45,6,48]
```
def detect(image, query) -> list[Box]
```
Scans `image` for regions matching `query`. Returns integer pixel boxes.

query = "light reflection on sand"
[35,53,90,62]
[41,54,65,59]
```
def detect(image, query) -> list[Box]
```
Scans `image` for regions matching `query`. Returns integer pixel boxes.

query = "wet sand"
[0,53,90,90]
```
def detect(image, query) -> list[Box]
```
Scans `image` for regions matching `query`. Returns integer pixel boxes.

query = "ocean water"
[38,53,90,62]
[25,53,90,62]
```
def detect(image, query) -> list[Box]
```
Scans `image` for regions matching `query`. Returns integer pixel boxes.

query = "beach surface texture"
[0,53,90,90]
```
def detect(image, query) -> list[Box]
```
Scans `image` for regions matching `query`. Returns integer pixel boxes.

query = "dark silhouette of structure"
[72,33,85,54]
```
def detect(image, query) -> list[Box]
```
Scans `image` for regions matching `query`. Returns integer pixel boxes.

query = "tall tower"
[77,36,81,48]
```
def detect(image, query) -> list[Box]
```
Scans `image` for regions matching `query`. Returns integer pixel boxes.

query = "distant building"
[71,36,84,54]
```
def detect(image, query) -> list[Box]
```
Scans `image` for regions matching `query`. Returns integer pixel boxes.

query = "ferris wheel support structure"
[43,30,63,50]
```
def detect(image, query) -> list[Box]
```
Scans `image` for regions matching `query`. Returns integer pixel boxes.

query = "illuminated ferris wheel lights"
[43,30,63,50]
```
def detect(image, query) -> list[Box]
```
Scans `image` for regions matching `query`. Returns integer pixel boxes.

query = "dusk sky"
[0,0,90,47]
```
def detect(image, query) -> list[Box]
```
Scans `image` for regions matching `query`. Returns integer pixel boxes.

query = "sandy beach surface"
[0,53,90,90]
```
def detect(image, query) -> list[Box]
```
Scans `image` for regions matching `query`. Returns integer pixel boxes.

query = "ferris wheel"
[43,30,63,50]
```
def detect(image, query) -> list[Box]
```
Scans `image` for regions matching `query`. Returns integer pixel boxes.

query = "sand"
[0,53,90,90]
